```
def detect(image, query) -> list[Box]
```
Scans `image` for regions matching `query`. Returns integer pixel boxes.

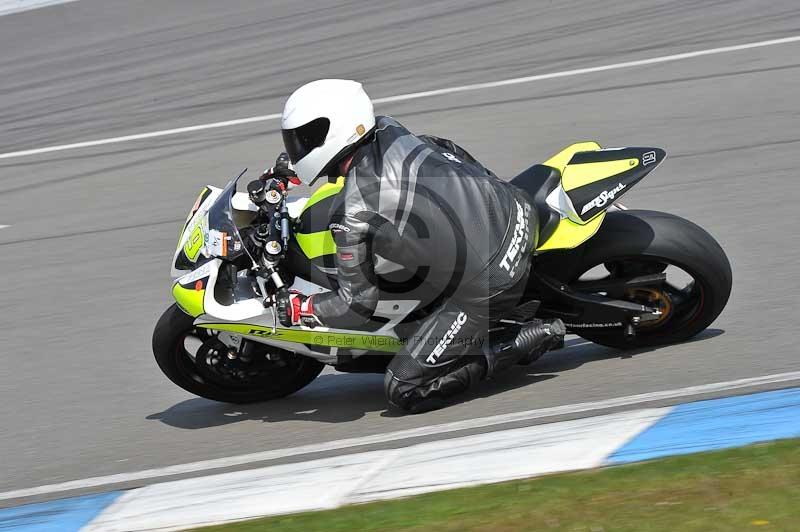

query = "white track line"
[0,114,281,161]
[0,225,10,229]
[1,370,798,502]
[1,35,799,161]
[0,0,79,17]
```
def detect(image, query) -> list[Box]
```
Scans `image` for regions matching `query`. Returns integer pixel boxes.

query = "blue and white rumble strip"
[2,387,799,532]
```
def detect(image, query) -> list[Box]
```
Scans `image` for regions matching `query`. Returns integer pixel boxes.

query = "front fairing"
[167,173,409,360]
[171,173,254,278]
[171,173,265,321]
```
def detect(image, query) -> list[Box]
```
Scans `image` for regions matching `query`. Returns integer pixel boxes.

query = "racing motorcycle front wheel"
[549,209,732,349]
[152,304,324,403]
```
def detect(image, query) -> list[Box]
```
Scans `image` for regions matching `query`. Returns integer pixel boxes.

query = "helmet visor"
[281,117,330,168]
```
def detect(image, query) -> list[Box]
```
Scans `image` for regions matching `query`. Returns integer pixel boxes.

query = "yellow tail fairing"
[565,147,666,222]
[562,158,639,191]
[535,144,666,252]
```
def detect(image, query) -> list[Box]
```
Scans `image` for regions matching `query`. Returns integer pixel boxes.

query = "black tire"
[152,304,324,403]
[555,210,732,349]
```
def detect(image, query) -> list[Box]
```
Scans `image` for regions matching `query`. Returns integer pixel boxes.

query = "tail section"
[563,147,666,222]
[534,143,666,252]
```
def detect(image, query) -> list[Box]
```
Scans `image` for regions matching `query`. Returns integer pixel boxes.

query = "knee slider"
[384,356,426,411]
[384,369,414,411]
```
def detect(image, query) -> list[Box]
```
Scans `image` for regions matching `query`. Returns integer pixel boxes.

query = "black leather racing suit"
[312,116,538,411]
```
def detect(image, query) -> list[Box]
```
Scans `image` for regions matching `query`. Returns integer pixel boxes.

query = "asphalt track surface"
[1,0,800,503]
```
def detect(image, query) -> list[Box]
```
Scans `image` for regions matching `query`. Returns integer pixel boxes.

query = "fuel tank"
[286,177,442,323]
[285,178,344,290]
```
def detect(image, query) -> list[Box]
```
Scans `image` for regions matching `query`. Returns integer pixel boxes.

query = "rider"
[269,79,564,413]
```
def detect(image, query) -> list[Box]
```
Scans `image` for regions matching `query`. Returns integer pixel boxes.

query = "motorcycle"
[153,142,732,403]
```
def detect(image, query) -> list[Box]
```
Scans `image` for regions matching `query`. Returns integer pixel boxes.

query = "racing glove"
[261,152,301,188]
[282,291,323,328]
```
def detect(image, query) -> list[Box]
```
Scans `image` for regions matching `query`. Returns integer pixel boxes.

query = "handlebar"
[244,175,294,311]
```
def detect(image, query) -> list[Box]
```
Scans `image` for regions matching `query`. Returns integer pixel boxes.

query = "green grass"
[197,439,800,532]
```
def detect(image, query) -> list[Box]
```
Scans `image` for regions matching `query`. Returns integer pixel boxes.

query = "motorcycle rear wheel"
[152,304,324,403]
[558,210,732,349]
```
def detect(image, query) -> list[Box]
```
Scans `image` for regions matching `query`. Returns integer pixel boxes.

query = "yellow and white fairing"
[170,176,410,362]
[173,254,412,361]
[171,177,266,322]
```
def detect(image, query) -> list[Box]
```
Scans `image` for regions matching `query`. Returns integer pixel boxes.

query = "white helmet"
[281,79,375,185]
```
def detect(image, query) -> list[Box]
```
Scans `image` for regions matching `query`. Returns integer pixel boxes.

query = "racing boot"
[483,319,565,378]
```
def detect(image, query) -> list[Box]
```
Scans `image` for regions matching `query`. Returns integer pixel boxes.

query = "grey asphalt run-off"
[1,0,799,505]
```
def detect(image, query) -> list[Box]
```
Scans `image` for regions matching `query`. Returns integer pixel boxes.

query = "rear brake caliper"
[624,287,671,328]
